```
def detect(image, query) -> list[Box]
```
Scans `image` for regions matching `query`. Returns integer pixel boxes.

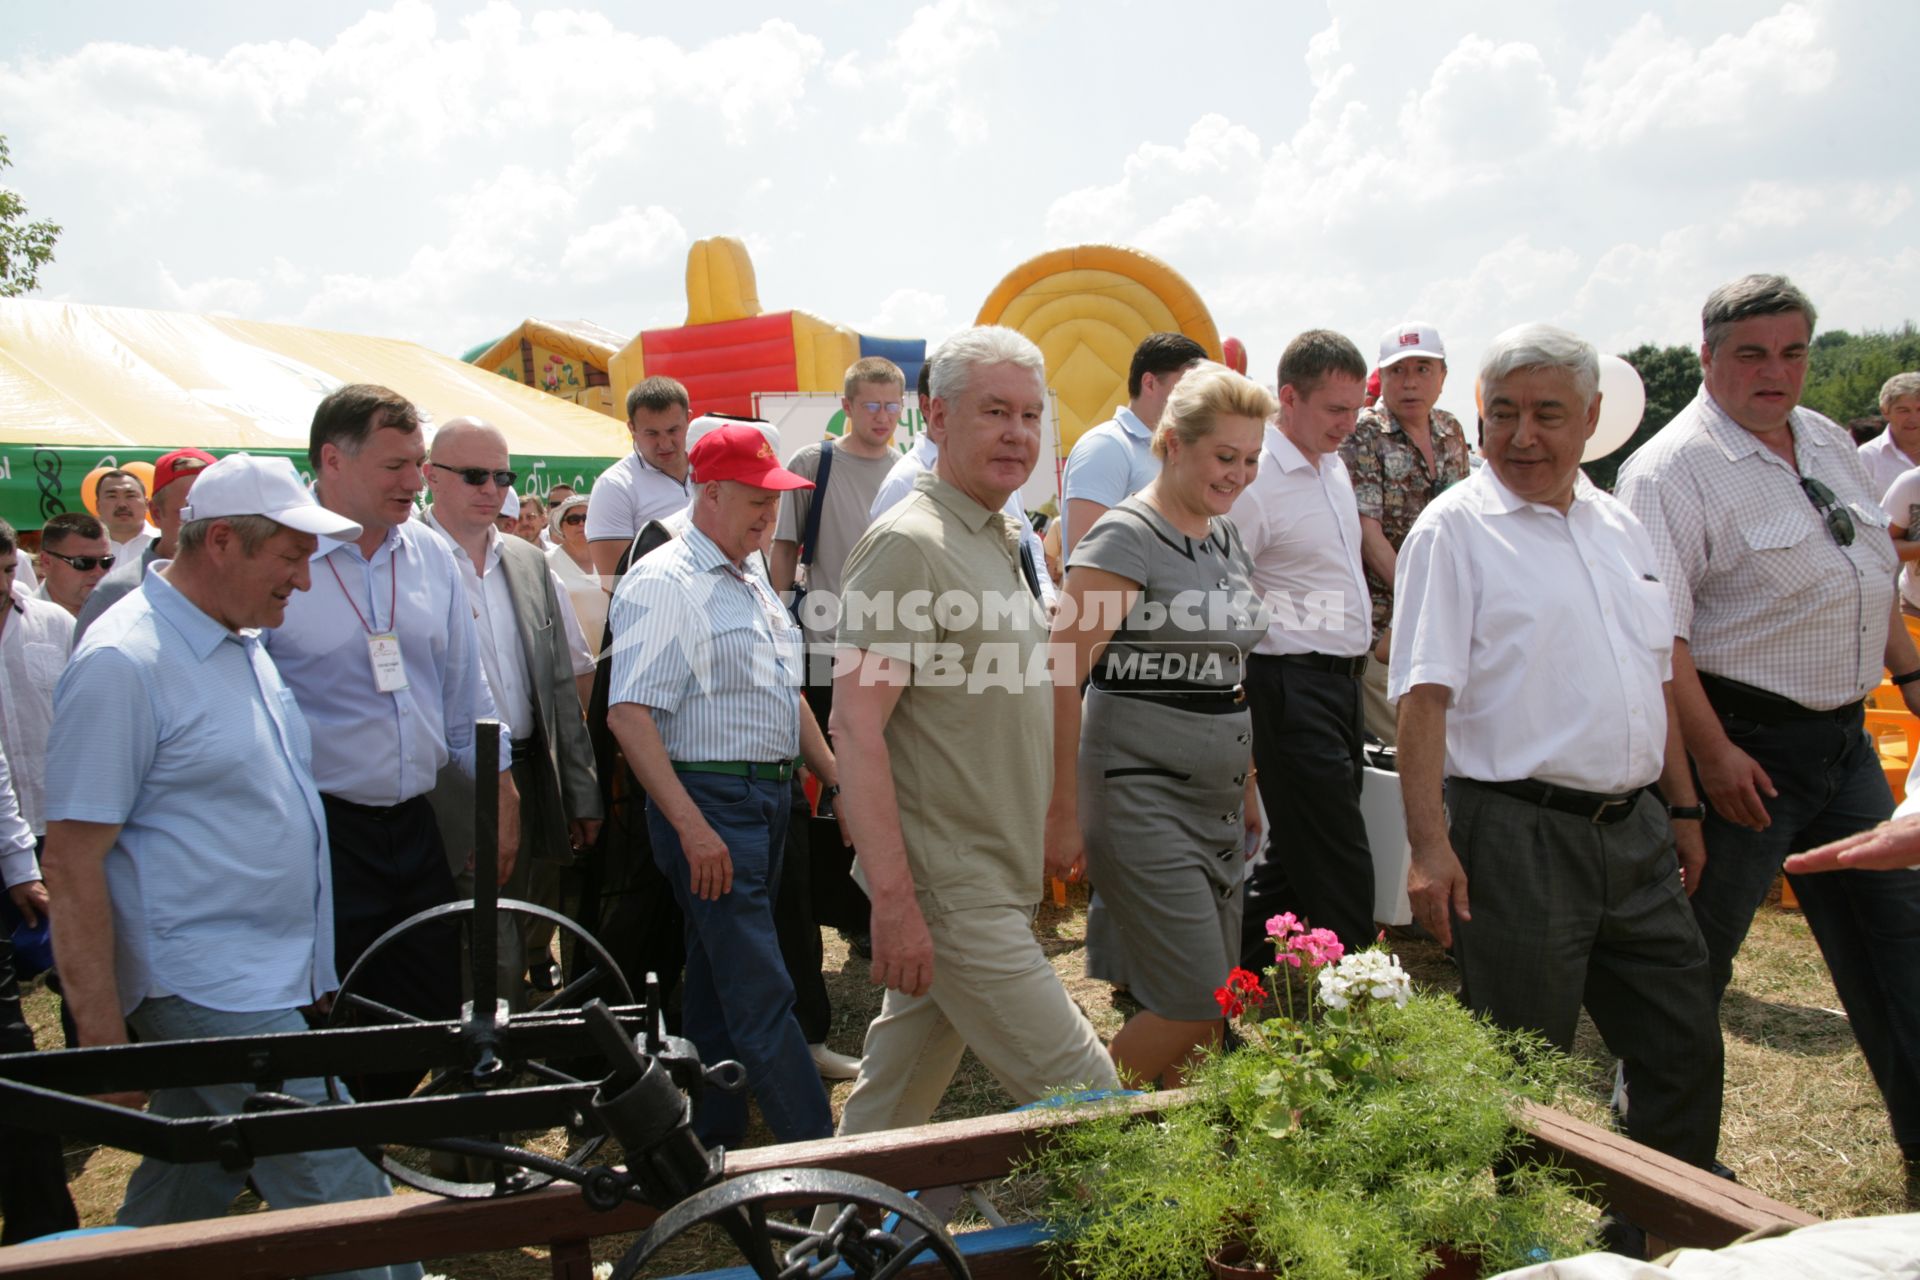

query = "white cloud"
[559,206,688,276]
[857,288,952,341]
[848,0,1011,145]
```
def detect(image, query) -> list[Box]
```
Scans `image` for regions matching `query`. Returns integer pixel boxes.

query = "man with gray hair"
[831,326,1120,1137]
[42,454,420,1275]
[1859,371,1920,501]
[1618,275,1920,1202]
[1393,324,1724,1196]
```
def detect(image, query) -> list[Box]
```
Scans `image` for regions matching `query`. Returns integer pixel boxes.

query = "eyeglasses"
[1800,476,1856,548]
[430,462,517,488]
[858,401,903,415]
[44,550,115,572]
[562,512,588,526]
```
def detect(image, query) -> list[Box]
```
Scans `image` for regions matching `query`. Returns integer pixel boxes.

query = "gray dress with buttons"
[1071,496,1265,1021]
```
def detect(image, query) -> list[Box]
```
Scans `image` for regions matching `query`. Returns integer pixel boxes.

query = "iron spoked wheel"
[612,1167,973,1280]
[325,898,636,1198]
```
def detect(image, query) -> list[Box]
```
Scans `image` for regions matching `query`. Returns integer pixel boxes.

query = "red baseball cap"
[153,447,218,493]
[688,424,813,491]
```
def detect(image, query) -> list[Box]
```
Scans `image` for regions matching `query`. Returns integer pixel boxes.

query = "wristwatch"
[1666,803,1707,821]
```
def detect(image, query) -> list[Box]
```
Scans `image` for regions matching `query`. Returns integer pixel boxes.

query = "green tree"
[1585,343,1699,490]
[0,135,60,297]
[1802,324,1920,425]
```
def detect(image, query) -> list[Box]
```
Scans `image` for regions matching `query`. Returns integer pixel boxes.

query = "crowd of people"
[2,271,1919,1268]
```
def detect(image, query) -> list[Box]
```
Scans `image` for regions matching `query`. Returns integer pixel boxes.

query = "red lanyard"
[326,549,398,635]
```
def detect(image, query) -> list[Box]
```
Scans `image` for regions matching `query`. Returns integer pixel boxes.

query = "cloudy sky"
[2,0,1912,421]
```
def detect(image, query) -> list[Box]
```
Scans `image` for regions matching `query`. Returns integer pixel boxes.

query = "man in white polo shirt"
[1392,324,1723,1194]
[1859,371,1920,501]
[1059,332,1207,555]
[587,376,695,581]
[1230,330,1377,954]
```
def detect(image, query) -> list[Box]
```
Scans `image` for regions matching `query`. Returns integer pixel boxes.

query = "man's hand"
[7,879,49,928]
[1695,739,1776,831]
[870,896,935,997]
[679,817,733,900]
[1043,809,1085,884]
[569,818,602,855]
[1785,815,1920,875]
[1242,773,1263,860]
[1673,820,1707,896]
[1407,839,1471,949]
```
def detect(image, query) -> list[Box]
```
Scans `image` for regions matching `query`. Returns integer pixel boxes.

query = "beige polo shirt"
[838,469,1051,913]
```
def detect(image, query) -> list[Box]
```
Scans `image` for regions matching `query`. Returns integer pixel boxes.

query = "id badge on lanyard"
[328,552,408,693]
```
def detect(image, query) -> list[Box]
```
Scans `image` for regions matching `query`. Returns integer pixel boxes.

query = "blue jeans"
[118,997,421,1280]
[648,771,833,1148]
[1692,706,1920,1150]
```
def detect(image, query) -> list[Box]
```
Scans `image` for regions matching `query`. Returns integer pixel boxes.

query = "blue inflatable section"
[858,333,926,397]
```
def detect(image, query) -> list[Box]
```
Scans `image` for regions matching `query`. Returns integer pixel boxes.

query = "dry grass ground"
[8,883,1910,1277]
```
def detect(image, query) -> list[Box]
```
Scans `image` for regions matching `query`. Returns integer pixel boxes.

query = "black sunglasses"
[45,550,115,572]
[431,461,517,489]
[561,512,587,526]
[1799,476,1856,548]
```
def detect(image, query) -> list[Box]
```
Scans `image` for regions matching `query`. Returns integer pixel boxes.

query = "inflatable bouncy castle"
[466,318,625,419]
[608,237,925,418]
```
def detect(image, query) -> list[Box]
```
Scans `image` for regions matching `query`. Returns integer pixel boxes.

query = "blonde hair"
[1152,361,1276,458]
[843,356,905,399]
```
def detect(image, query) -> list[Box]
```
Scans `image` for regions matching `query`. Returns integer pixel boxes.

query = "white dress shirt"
[109,526,158,564]
[0,581,75,835]
[265,520,504,806]
[1230,424,1373,658]
[583,451,693,546]
[0,737,38,889]
[1389,468,1672,794]
[1858,432,1920,503]
[1616,389,1897,711]
[867,434,1057,606]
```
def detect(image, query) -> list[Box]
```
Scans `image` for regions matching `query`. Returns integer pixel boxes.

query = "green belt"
[671,759,797,782]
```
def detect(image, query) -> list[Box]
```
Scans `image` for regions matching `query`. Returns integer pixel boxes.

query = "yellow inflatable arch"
[975,245,1221,451]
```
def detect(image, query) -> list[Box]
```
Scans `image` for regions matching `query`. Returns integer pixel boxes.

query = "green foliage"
[1801,325,1920,425]
[0,135,61,298]
[1028,960,1595,1280]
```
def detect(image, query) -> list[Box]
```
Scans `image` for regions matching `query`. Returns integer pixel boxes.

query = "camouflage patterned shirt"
[1339,406,1472,637]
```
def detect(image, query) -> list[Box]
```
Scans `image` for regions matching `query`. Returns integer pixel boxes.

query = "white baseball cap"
[1377,322,1447,369]
[501,488,521,520]
[180,453,363,541]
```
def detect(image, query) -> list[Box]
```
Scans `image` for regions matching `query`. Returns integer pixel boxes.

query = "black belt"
[1697,673,1861,726]
[1089,682,1248,716]
[510,736,536,765]
[321,793,431,822]
[1252,651,1369,679]
[1451,776,1645,825]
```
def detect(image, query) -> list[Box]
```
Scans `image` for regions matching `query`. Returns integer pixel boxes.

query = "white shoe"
[809,1043,862,1080]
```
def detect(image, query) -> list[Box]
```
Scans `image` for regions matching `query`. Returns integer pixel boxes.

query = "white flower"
[1318,950,1411,1009]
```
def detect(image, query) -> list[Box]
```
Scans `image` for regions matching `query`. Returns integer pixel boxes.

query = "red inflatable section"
[639,311,799,417]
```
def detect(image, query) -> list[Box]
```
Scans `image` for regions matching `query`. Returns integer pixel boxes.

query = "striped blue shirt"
[46,568,336,1015]
[608,522,803,763]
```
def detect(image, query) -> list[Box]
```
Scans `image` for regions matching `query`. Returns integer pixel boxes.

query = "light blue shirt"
[0,738,37,889]
[265,520,502,807]
[1061,406,1160,541]
[608,521,803,763]
[46,568,336,1015]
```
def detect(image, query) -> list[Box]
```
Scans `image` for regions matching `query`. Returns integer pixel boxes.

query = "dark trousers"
[1691,706,1920,1150]
[1449,782,1724,1168]
[802,681,868,935]
[323,793,461,1102]
[1241,656,1376,960]
[774,777,831,1043]
[647,773,832,1147]
[579,773,686,1023]
[0,931,77,1245]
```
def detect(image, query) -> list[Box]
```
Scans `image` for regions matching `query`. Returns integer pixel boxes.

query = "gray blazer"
[428,520,601,869]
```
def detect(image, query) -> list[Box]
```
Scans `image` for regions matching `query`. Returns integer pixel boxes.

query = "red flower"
[1215,967,1264,1018]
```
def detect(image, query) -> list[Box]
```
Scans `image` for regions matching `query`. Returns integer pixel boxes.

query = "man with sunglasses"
[422,419,599,1001]
[34,513,113,618]
[1618,273,1920,1203]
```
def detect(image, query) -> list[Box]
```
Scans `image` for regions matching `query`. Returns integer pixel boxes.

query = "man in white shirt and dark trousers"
[1618,275,1920,1206]
[1392,325,1724,1229]
[265,385,520,1101]
[1230,331,1377,955]
[586,376,695,582]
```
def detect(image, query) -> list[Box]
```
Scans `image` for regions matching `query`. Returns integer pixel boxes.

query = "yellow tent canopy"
[467,317,624,419]
[0,299,631,528]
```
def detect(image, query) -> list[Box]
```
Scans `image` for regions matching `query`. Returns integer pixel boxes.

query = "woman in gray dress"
[1046,361,1272,1086]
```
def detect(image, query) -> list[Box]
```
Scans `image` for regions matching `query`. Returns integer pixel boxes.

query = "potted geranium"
[1029,917,1596,1279]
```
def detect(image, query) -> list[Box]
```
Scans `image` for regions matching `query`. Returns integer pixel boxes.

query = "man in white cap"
[41,455,421,1277]
[1338,321,1471,745]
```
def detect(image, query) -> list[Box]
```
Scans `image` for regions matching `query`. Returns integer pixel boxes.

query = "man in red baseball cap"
[74,447,218,643]
[603,422,848,1150]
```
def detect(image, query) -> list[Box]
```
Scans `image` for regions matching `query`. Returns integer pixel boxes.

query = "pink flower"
[1286,928,1346,969]
[1265,913,1302,939]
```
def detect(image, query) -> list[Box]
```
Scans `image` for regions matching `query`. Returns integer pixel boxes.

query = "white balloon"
[1585,354,1646,461]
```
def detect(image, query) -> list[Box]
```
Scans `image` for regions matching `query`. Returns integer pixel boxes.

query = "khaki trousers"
[1362,652,1398,746]
[836,902,1119,1135]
